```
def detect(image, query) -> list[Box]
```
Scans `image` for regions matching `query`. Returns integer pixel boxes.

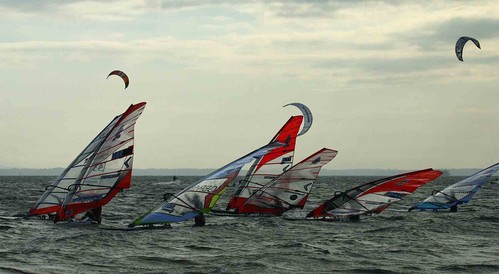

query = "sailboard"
[236,148,337,215]
[129,142,284,227]
[28,102,147,223]
[306,169,442,220]
[409,163,499,211]
[226,116,303,211]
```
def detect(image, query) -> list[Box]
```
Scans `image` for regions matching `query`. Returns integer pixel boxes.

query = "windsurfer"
[173,176,177,181]
[450,205,458,212]
[82,207,102,224]
[193,214,206,227]
[348,215,360,221]
[163,193,173,201]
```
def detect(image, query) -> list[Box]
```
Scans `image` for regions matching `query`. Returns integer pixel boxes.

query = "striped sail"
[226,116,303,211]
[130,142,284,226]
[238,148,337,215]
[308,169,442,218]
[28,102,146,221]
[410,163,499,211]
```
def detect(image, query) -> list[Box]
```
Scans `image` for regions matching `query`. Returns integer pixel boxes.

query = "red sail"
[308,169,442,218]
[237,148,337,215]
[226,116,303,211]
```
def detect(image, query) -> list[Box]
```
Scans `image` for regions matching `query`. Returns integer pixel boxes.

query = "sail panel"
[227,116,303,210]
[130,142,284,226]
[410,163,499,211]
[307,169,442,218]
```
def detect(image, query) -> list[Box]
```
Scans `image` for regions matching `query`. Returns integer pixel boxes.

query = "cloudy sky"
[1,0,498,170]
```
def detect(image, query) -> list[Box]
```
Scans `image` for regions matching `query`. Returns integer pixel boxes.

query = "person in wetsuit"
[193,214,205,227]
[348,214,360,221]
[82,207,102,224]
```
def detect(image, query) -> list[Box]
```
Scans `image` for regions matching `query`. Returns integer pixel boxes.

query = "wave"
[0,266,37,274]
[128,255,196,266]
[343,268,399,274]
[435,264,499,272]
[183,244,222,251]
[474,215,499,222]
[376,215,405,221]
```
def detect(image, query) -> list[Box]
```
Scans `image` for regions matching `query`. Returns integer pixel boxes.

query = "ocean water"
[0,176,498,273]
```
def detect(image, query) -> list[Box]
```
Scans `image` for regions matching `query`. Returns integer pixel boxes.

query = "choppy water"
[0,176,498,273]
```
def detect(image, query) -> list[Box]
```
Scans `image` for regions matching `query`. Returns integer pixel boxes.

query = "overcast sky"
[1,0,498,170]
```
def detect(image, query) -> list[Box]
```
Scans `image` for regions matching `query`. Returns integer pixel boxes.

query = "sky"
[1,0,499,170]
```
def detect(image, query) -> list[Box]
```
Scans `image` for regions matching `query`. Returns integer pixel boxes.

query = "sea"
[0,176,497,274]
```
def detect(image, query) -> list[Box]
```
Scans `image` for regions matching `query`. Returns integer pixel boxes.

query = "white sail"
[238,148,337,215]
[130,142,284,226]
[29,102,146,221]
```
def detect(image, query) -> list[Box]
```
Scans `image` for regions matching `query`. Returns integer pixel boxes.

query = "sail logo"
[112,146,134,160]
[304,183,312,191]
[280,156,292,164]
[384,192,406,199]
[191,184,218,193]
[72,194,103,203]
[124,157,132,168]
[312,157,321,164]
[101,173,119,179]
[162,203,175,213]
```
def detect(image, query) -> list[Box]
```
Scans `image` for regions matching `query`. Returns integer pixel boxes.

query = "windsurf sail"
[237,148,337,215]
[129,142,284,226]
[307,169,442,218]
[226,116,303,211]
[28,102,146,222]
[409,163,499,211]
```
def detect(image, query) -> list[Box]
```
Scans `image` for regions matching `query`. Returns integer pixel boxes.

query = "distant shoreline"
[0,168,483,177]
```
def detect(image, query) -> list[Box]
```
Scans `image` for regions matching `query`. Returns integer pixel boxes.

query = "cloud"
[397,17,499,52]
[0,0,120,13]
[155,0,395,18]
[0,0,61,12]
[2,1,499,84]
[0,0,139,21]
[0,0,386,20]
[434,17,499,41]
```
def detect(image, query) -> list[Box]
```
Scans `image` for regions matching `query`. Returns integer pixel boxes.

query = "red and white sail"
[307,169,442,218]
[226,116,303,211]
[28,103,146,222]
[237,148,337,215]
